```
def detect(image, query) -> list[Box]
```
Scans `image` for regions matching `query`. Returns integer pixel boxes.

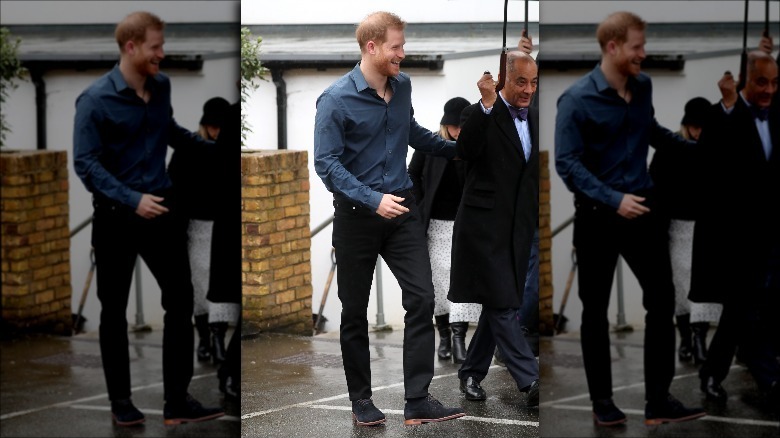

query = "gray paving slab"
[241,327,539,438]
[539,330,780,437]
[0,328,239,437]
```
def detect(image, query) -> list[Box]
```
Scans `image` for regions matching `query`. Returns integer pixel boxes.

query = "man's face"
[370,27,405,78]
[128,28,165,77]
[613,28,646,77]
[503,59,538,109]
[744,58,778,110]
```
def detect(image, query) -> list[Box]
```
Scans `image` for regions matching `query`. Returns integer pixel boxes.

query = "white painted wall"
[1,1,239,332]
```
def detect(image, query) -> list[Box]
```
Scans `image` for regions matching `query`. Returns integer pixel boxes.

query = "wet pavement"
[4,324,777,437]
[539,330,780,437]
[241,326,539,438]
[0,327,239,437]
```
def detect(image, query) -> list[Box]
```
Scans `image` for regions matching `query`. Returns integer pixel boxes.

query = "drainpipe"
[271,68,287,150]
[29,68,47,150]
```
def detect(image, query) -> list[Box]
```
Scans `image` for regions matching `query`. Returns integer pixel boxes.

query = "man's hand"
[718,71,737,110]
[518,34,533,55]
[617,194,650,219]
[135,194,169,219]
[759,34,774,55]
[375,194,409,219]
[478,72,498,109]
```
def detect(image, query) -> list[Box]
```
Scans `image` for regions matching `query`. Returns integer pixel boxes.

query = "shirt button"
[387,128,391,133]
[388,150,392,154]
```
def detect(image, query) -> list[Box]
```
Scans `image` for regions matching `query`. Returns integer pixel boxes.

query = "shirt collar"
[109,63,161,95]
[592,63,637,96]
[350,62,398,94]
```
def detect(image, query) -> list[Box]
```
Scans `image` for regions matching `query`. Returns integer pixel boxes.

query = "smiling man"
[554,11,706,427]
[73,11,223,427]
[313,11,464,427]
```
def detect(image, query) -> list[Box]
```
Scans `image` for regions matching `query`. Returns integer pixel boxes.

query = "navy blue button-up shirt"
[555,65,691,209]
[73,65,210,209]
[314,63,456,211]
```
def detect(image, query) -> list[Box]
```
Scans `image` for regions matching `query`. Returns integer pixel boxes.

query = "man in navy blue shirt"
[73,11,223,427]
[313,11,464,427]
[554,11,705,427]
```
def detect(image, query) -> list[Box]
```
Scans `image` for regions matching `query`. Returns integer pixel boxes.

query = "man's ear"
[604,40,618,56]
[125,40,136,55]
[366,40,376,55]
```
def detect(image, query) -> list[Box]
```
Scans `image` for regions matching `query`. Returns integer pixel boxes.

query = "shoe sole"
[644,411,706,425]
[164,412,225,425]
[351,413,386,427]
[592,413,627,427]
[464,394,487,401]
[404,412,466,425]
[112,414,145,427]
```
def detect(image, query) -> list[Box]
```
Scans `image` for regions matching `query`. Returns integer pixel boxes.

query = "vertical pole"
[374,257,390,330]
[614,256,632,332]
[133,256,149,331]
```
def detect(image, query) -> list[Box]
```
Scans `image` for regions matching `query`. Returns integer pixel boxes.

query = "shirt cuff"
[720,101,735,114]
[480,100,493,114]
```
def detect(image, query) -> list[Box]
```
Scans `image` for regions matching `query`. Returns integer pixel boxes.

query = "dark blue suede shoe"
[592,398,627,426]
[163,393,224,425]
[645,394,706,425]
[351,399,385,426]
[404,393,465,425]
[111,398,145,426]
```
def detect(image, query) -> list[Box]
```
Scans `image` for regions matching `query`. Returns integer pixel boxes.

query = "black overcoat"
[448,98,539,308]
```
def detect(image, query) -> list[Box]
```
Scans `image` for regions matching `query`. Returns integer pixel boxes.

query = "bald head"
[502,51,538,109]
[744,50,778,109]
[506,51,537,74]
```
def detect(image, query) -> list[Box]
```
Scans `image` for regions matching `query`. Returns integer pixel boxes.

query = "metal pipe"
[29,68,46,150]
[271,68,288,150]
[374,257,390,330]
[738,0,750,91]
[551,215,574,238]
[614,256,632,331]
[69,216,93,238]
[311,215,334,238]
[132,256,150,331]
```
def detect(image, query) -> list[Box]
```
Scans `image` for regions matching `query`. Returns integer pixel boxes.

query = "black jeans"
[573,197,675,402]
[332,191,434,401]
[91,193,193,402]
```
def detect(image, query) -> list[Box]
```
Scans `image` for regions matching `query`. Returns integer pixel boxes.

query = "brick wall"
[1,150,72,335]
[539,151,554,335]
[242,150,312,336]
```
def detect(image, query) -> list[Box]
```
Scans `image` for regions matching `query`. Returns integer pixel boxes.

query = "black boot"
[210,322,228,365]
[450,322,468,364]
[691,322,709,365]
[194,314,211,362]
[676,314,693,362]
[435,314,452,360]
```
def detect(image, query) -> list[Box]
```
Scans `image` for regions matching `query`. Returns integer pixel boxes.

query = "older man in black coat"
[449,51,540,406]
[691,50,780,404]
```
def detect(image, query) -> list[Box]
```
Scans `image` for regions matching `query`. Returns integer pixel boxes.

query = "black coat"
[207,102,242,304]
[689,98,780,304]
[448,99,539,308]
[407,149,467,230]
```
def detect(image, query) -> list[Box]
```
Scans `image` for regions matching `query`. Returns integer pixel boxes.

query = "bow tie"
[751,105,769,122]
[507,105,528,121]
